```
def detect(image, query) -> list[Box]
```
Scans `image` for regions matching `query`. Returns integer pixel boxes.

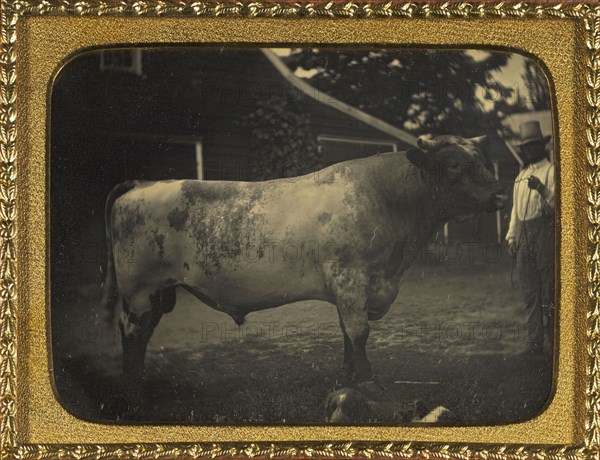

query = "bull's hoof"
[119,373,146,413]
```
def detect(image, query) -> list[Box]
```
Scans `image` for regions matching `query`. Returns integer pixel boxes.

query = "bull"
[101,134,507,387]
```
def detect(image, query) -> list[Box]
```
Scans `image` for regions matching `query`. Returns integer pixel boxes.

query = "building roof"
[261,49,418,147]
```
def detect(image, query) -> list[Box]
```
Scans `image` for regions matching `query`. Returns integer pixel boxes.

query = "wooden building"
[50,47,420,283]
[52,48,417,184]
[50,47,535,282]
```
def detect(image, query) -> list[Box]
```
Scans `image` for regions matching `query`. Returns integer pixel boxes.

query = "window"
[100,49,143,76]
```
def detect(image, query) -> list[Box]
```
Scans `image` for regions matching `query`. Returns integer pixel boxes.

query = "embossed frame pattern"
[0,2,597,459]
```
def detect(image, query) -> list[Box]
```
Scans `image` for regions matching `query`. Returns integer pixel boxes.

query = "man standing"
[506,121,555,357]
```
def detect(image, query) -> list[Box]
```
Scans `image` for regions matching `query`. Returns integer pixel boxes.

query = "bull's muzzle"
[492,192,508,211]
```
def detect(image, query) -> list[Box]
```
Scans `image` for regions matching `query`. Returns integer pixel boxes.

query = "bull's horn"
[417,135,439,150]
[467,135,487,146]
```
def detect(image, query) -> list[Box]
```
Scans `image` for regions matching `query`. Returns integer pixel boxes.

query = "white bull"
[101,134,507,387]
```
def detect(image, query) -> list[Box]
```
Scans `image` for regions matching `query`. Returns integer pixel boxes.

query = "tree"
[239,97,321,181]
[521,59,551,111]
[284,49,516,136]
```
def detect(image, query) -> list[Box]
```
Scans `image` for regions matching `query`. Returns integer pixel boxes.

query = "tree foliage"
[283,49,527,137]
[239,97,321,181]
[521,60,551,112]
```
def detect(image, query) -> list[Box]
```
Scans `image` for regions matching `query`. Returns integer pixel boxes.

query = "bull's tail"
[100,181,137,323]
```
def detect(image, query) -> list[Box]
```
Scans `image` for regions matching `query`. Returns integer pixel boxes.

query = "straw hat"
[516,121,551,147]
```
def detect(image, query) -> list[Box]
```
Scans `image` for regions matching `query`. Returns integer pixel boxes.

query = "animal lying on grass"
[325,382,457,423]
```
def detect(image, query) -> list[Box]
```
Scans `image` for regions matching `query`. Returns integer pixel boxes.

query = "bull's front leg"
[340,322,354,379]
[335,289,372,382]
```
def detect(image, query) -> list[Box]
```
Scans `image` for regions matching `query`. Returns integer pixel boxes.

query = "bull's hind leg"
[119,287,176,387]
[119,307,161,390]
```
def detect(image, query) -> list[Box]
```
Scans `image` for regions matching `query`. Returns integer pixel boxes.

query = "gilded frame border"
[1,1,598,459]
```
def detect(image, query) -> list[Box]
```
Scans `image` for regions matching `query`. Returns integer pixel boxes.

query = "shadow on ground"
[51,257,555,424]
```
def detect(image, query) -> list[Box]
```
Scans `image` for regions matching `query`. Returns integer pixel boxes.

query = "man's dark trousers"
[516,215,555,354]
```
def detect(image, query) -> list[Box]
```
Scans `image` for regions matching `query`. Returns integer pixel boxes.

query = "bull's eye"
[445,163,461,182]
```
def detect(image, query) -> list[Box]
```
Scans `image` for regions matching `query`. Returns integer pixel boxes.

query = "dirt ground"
[51,252,554,425]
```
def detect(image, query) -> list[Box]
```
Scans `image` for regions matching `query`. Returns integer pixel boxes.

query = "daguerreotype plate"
[1,1,596,459]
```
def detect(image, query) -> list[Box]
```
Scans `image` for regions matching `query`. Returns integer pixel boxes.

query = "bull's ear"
[469,133,493,161]
[406,148,435,170]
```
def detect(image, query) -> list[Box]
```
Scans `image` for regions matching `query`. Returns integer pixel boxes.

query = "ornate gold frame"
[1,1,597,459]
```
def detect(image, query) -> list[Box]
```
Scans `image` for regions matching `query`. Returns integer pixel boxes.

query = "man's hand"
[508,241,518,258]
[528,175,544,191]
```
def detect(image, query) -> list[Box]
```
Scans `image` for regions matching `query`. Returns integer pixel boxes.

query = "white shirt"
[506,158,555,243]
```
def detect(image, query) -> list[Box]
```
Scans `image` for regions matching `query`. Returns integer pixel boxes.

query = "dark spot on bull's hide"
[335,247,354,267]
[249,186,264,202]
[318,212,332,225]
[183,262,190,271]
[342,189,356,209]
[181,180,268,279]
[167,207,189,232]
[116,203,146,240]
[164,277,177,285]
[368,275,381,293]
[154,233,165,258]
[181,180,240,206]
[149,287,177,313]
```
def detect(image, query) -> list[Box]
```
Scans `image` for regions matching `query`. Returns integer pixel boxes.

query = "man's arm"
[506,180,522,256]
[529,164,555,214]
[538,163,555,213]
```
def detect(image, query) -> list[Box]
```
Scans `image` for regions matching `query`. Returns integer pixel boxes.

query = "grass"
[52,254,554,424]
